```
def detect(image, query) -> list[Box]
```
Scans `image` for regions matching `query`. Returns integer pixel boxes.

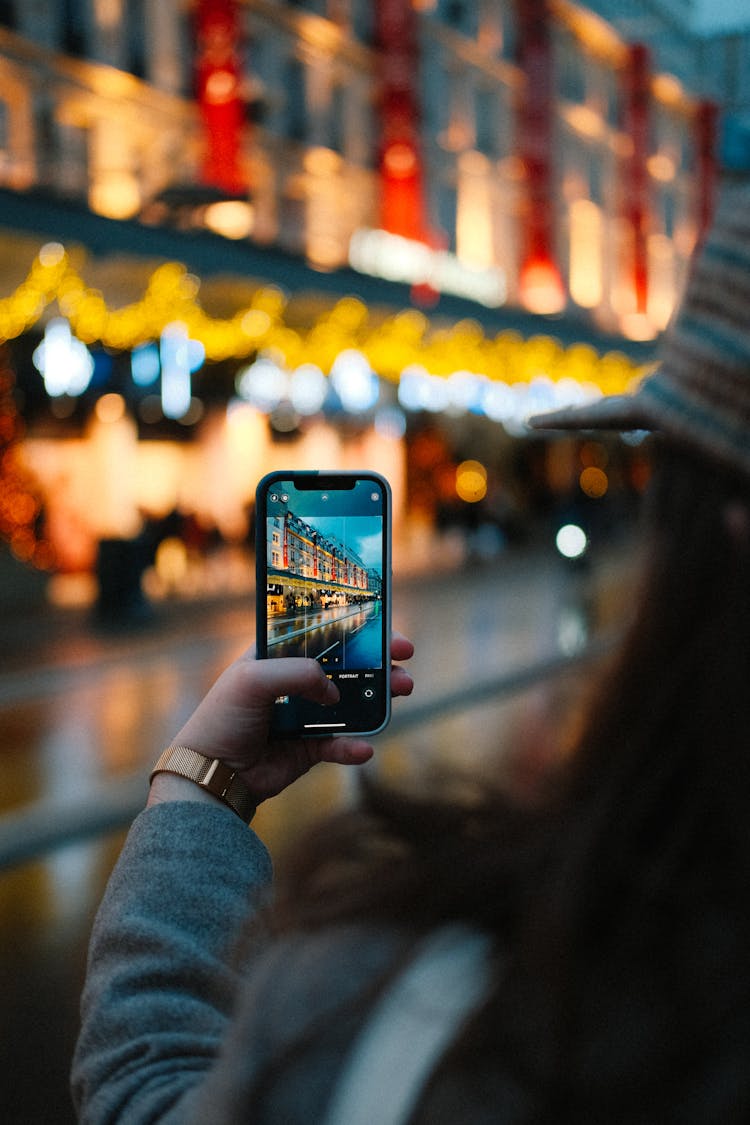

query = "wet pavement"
[0,538,636,1123]
[266,599,382,666]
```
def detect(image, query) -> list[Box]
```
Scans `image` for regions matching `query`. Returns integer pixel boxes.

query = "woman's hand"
[148,633,414,810]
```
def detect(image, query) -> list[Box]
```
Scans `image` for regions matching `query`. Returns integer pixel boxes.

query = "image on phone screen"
[257,472,391,736]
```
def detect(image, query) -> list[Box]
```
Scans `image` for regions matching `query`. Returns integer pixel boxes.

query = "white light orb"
[556,523,589,559]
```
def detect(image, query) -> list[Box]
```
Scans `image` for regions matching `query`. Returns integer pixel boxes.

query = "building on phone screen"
[266,508,373,615]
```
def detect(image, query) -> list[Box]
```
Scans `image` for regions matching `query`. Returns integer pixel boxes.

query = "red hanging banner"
[621,43,651,314]
[694,99,718,244]
[515,0,564,313]
[374,0,427,242]
[195,0,245,196]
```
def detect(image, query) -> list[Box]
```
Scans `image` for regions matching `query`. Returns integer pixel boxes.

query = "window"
[62,0,87,57]
[330,80,345,154]
[440,1,477,37]
[0,1,16,29]
[125,0,146,79]
[285,55,307,142]
[475,85,499,157]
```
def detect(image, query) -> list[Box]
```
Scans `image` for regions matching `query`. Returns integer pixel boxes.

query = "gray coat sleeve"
[71,801,273,1125]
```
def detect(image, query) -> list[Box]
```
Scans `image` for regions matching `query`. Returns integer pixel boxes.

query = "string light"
[33,317,94,397]
[2,243,649,407]
[0,345,56,571]
[159,322,205,420]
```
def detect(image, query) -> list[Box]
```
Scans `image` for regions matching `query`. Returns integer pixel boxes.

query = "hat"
[528,183,750,480]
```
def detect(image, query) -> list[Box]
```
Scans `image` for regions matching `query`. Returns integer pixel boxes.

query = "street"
[0,538,635,1123]
[267,599,383,666]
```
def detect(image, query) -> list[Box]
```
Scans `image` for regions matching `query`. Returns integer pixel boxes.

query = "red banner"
[694,99,718,243]
[621,43,651,314]
[375,0,427,242]
[195,0,245,196]
[515,0,564,313]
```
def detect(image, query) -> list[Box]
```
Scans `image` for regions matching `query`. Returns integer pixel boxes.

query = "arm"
[73,640,414,1124]
[72,802,272,1124]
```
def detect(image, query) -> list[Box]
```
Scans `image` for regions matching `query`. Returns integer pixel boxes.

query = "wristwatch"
[150,745,257,823]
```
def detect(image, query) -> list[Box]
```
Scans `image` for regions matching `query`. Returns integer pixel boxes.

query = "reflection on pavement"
[268,600,382,666]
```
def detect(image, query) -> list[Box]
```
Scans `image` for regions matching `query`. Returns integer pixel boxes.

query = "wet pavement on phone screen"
[266,599,382,666]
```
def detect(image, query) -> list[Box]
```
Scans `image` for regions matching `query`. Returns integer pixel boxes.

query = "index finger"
[237,654,339,706]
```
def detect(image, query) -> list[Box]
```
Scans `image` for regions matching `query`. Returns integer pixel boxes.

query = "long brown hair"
[270,443,750,1121]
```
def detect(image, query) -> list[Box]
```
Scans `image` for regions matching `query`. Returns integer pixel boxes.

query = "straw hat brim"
[528,390,656,433]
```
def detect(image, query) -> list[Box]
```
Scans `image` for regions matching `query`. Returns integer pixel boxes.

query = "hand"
[148,633,414,810]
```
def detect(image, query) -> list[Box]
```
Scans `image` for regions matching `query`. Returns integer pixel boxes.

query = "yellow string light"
[0,242,648,394]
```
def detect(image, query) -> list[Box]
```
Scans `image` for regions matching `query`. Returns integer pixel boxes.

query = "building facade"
[0,0,726,603]
[581,0,750,172]
[0,1,720,335]
[267,505,373,615]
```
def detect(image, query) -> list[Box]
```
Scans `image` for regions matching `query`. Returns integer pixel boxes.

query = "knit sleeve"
[71,800,272,1125]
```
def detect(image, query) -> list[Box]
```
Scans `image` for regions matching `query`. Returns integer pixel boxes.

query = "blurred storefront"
[0,1,719,612]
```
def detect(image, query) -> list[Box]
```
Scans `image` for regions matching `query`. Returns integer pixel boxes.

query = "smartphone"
[255,470,392,737]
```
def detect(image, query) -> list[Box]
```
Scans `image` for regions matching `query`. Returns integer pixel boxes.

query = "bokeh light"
[456,459,488,503]
[95,393,126,424]
[579,466,609,498]
[556,523,588,559]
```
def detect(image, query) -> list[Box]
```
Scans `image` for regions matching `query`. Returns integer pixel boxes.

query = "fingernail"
[325,680,340,703]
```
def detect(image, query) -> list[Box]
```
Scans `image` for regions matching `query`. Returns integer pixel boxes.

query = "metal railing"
[0,636,616,872]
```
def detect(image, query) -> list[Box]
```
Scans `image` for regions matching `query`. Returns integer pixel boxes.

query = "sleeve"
[71,800,273,1125]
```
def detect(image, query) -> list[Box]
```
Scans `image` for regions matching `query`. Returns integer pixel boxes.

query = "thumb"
[243,656,340,706]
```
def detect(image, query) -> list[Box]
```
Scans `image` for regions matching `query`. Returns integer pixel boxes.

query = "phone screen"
[256,471,391,736]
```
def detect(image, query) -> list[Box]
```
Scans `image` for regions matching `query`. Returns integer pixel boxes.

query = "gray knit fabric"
[72,802,412,1125]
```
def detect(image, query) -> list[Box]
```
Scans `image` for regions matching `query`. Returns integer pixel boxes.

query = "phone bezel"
[255,470,392,737]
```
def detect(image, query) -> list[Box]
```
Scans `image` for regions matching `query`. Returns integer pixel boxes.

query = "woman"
[73,185,750,1123]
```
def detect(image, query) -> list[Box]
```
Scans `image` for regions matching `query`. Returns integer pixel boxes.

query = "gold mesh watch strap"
[150,745,256,823]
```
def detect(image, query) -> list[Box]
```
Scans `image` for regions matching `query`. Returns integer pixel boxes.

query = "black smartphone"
[255,470,392,737]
